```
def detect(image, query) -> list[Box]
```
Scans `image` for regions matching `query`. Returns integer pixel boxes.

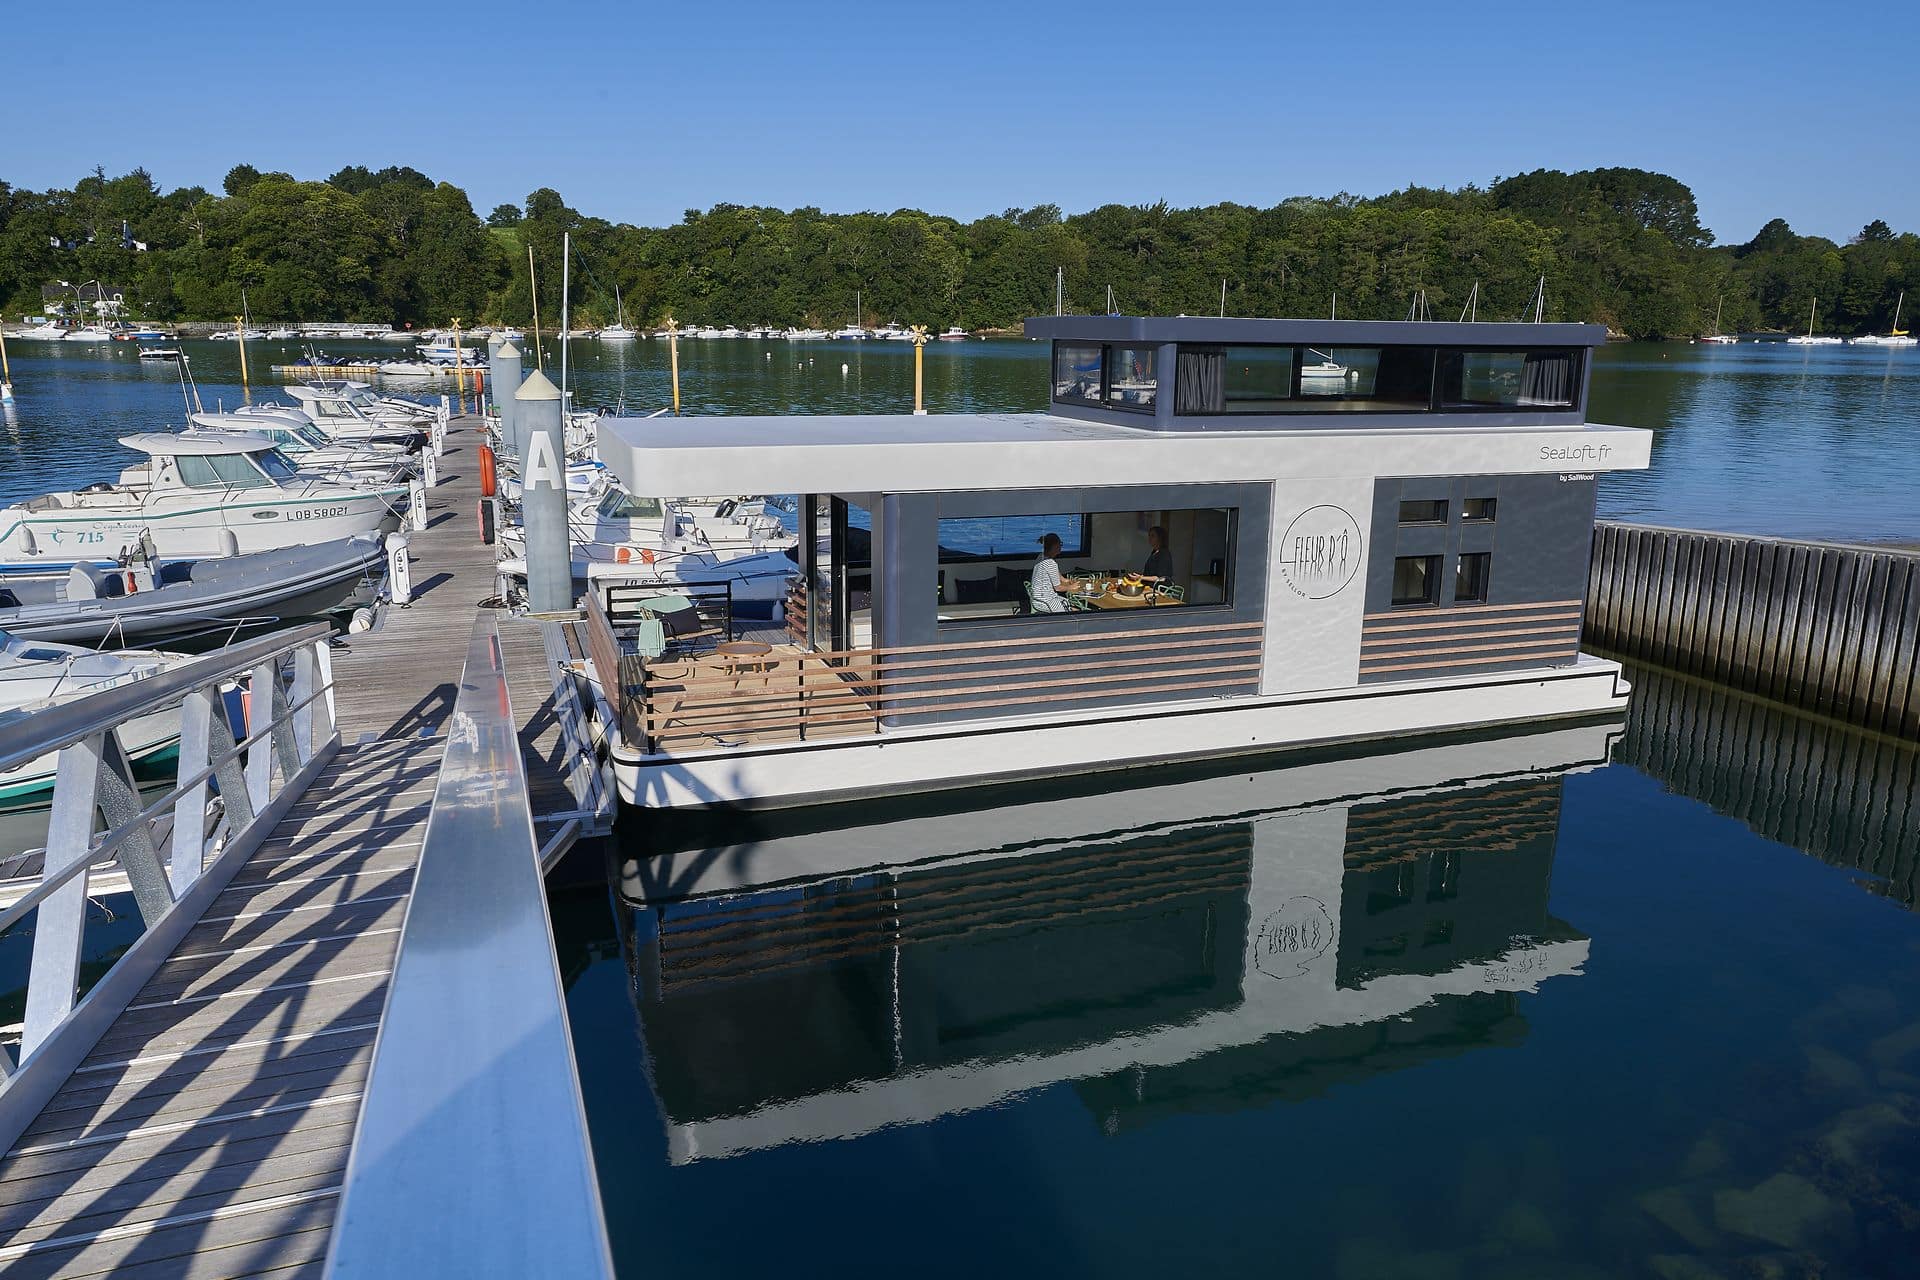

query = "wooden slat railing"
[634,620,1265,753]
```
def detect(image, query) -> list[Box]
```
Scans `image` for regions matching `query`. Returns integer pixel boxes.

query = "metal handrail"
[0,676,332,938]
[326,614,612,1277]
[0,620,332,773]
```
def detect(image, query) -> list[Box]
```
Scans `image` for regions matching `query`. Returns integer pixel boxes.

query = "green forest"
[3,163,1915,339]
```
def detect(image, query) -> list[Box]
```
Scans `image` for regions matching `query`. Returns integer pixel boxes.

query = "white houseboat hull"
[613,655,1631,809]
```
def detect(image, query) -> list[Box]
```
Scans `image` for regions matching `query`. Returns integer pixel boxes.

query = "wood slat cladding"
[1359,599,1583,681]
[1586,523,1920,735]
[1612,664,1920,911]
[1341,776,1564,870]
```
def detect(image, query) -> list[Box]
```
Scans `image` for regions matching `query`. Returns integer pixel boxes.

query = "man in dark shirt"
[1142,525,1171,582]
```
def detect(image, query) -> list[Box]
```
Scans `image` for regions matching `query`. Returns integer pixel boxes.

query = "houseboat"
[587,314,1651,809]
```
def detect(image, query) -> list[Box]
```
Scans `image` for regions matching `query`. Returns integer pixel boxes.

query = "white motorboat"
[830,324,868,340]
[265,328,297,340]
[1850,291,1915,347]
[127,326,172,341]
[272,382,434,434]
[0,431,407,568]
[1786,297,1843,345]
[0,633,184,804]
[938,327,969,341]
[786,328,828,341]
[1698,334,1738,345]
[65,326,115,343]
[189,412,416,487]
[138,347,183,361]
[873,324,914,341]
[377,329,420,341]
[11,327,67,342]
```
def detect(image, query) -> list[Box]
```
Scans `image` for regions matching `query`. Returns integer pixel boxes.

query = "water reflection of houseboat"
[590,315,1651,810]
[617,722,1614,1163]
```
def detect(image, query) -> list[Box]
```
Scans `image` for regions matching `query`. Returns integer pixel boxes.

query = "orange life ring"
[478,443,497,497]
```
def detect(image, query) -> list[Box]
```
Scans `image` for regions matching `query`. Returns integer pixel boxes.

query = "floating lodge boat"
[587,314,1651,809]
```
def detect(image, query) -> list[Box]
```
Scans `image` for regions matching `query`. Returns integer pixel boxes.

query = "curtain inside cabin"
[1520,351,1575,405]
[1176,348,1225,414]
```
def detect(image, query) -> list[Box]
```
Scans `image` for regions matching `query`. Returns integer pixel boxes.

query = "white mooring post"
[422,446,438,488]
[517,370,571,613]
[494,341,524,463]
[408,478,428,531]
[386,531,413,605]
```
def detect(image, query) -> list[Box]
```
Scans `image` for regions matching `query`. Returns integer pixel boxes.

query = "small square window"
[1456,552,1491,602]
[1398,499,1447,524]
[1463,497,1497,522]
[1392,555,1440,606]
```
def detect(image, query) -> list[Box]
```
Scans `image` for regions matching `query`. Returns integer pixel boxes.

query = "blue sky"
[8,0,1914,244]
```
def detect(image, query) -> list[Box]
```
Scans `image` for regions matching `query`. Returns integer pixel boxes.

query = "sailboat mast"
[1808,296,1817,338]
[1894,291,1906,334]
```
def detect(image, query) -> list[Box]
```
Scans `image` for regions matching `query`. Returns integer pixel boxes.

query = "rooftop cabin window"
[1050,342,1156,413]
[1169,343,1582,415]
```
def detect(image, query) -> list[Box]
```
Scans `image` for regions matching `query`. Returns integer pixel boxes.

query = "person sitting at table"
[1030,532,1069,613]
[1142,525,1172,583]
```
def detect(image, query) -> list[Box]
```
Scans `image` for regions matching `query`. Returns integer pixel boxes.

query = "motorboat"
[1850,291,1915,347]
[496,481,798,614]
[265,327,298,340]
[138,347,183,361]
[938,327,969,341]
[829,324,868,340]
[189,412,417,487]
[65,326,114,343]
[786,328,828,341]
[414,339,476,363]
[376,361,453,379]
[0,633,184,805]
[127,326,172,341]
[1698,334,1738,345]
[0,431,407,568]
[377,329,419,341]
[11,327,67,342]
[873,324,914,341]
[0,536,384,646]
[238,397,425,451]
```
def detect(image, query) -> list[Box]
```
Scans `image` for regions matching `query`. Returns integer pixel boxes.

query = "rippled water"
[2,337,1916,542]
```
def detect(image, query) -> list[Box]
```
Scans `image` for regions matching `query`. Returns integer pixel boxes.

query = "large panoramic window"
[1294,347,1435,411]
[938,508,1235,619]
[1436,349,1581,409]
[1052,343,1104,404]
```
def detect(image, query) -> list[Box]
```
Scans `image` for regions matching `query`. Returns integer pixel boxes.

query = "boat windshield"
[176,452,272,489]
[256,449,305,484]
[597,489,664,521]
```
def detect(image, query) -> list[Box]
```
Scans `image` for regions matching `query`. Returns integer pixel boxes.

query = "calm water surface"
[558,673,1920,1279]
[1,337,1916,542]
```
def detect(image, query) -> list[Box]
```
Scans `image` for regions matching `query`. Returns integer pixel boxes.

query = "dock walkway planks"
[0,414,582,1276]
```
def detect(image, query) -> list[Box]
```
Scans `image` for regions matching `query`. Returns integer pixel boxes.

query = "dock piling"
[518,370,572,613]
[495,341,524,462]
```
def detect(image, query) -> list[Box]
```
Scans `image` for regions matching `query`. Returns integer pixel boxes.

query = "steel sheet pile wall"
[1586,522,1920,736]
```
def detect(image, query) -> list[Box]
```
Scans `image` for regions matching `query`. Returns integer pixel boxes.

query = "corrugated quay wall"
[1586,522,1920,737]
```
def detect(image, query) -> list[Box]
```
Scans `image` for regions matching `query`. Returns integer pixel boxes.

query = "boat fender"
[125,571,138,594]
[478,444,498,497]
[348,606,376,634]
[219,530,241,558]
[477,499,496,546]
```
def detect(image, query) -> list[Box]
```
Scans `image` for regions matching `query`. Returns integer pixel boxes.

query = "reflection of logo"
[1277,505,1362,599]
[1254,896,1334,979]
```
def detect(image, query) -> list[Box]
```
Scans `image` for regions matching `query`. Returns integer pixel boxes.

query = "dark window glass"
[1456,552,1491,602]
[1052,343,1104,404]
[1294,347,1435,412]
[1392,555,1440,607]
[1104,347,1156,411]
[1462,497,1497,521]
[937,514,1088,561]
[1399,499,1447,524]
[1218,346,1295,411]
[1436,350,1580,409]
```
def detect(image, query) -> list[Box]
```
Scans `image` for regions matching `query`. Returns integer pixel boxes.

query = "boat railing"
[600,577,735,644]
[324,613,612,1276]
[0,621,338,1149]
[623,619,1267,754]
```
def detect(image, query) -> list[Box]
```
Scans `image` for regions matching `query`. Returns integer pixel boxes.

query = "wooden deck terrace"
[0,415,608,1276]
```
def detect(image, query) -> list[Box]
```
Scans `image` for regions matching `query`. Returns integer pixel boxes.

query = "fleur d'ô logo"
[1278,504,1362,599]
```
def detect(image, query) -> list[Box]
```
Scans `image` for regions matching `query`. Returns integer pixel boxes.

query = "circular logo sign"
[1278,504,1363,600]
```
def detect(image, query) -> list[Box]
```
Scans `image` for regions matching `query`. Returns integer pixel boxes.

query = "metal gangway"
[0,616,612,1277]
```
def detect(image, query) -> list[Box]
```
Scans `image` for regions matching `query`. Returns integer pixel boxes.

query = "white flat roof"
[596,411,1651,497]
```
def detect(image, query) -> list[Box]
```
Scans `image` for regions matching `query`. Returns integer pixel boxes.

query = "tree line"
[1,163,1914,339]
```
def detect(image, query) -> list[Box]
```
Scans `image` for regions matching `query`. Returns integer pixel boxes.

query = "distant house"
[41,282,130,318]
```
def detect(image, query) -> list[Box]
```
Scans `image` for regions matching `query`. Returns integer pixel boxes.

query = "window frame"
[1398,499,1448,525]
[1391,554,1442,608]
[1051,342,1157,415]
[1462,497,1498,522]
[1169,343,1585,416]
[1455,552,1492,603]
